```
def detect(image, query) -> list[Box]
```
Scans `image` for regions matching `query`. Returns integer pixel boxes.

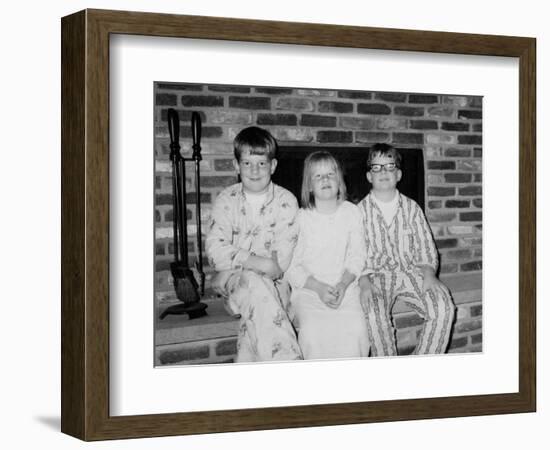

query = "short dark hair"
[367,143,402,169]
[233,126,278,162]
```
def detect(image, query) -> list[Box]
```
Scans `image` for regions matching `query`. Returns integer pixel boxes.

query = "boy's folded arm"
[205,198,251,271]
[357,201,377,277]
[270,193,300,272]
[242,254,281,279]
[284,221,311,289]
[411,201,439,272]
[414,250,439,273]
[206,233,251,271]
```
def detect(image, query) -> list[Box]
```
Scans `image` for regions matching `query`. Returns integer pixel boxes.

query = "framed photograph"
[61,9,536,441]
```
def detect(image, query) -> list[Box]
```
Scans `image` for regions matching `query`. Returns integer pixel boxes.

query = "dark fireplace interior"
[272,147,425,210]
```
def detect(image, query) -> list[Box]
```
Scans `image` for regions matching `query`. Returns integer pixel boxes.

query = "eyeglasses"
[369,163,397,173]
[312,172,337,181]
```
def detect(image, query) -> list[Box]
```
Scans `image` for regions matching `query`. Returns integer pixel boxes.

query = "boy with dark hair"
[358,143,456,355]
[206,126,302,362]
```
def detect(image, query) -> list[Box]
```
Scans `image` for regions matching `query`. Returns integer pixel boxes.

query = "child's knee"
[427,289,455,318]
[237,272,251,289]
[436,288,454,309]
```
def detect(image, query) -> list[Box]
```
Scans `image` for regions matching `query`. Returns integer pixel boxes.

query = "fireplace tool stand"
[159,109,207,320]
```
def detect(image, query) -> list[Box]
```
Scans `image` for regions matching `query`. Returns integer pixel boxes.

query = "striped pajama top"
[358,192,439,275]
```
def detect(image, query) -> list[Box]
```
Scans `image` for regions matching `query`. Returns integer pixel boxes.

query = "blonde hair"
[301,151,347,209]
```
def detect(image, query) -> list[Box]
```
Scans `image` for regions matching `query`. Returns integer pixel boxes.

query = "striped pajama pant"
[365,270,456,356]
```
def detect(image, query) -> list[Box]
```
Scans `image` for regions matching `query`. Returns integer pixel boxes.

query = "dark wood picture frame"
[61,9,536,441]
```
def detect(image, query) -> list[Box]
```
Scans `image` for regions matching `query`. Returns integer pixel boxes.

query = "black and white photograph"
[154,82,483,366]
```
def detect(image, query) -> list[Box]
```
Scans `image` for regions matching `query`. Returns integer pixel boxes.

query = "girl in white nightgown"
[286,151,369,359]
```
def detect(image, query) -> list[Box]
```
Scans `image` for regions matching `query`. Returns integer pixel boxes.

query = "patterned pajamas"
[358,193,456,356]
[222,270,302,362]
[206,182,303,362]
[365,270,454,356]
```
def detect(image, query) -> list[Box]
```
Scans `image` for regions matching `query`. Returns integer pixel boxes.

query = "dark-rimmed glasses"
[369,163,397,173]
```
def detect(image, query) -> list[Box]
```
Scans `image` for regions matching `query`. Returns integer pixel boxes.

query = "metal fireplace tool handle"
[192,111,205,296]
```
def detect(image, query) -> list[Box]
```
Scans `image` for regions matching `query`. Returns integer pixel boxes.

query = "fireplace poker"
[192,111,206,296]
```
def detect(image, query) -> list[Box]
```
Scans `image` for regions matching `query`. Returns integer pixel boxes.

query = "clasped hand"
[315,280,348,309]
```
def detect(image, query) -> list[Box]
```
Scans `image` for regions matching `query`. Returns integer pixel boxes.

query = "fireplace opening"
[272,147,425,210]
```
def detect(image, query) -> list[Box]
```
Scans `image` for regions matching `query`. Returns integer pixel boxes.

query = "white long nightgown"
[285,201,369,359]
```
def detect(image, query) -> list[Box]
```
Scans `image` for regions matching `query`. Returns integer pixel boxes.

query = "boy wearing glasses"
[206,126,302,362]
[358,143,455,356]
